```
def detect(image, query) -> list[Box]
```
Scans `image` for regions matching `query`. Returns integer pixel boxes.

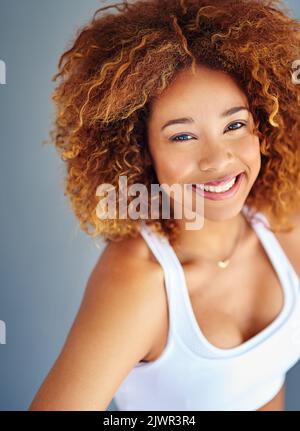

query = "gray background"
[0,0,299,411]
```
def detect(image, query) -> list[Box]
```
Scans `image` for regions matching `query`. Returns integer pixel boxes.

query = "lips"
[202,171,244,186]
[191,171,245,200]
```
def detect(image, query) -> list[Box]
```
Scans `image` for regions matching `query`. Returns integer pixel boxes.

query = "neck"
[173,208,247,264]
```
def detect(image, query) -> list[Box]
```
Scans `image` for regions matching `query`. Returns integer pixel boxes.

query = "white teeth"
[194,176,237,193]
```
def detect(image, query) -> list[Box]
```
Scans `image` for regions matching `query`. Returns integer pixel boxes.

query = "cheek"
[238,135,261,171]
[152,150,193,185]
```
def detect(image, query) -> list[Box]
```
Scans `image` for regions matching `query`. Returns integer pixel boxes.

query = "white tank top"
[113,205,300,411]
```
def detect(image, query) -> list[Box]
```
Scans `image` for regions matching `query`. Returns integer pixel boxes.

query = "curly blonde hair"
[48,0,300,247]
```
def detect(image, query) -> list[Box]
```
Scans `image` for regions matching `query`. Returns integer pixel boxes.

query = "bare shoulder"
[88,231,164,297]
[99,230,160,270]
[82,231,166,358]
[29,232,165,411]
[87,232,166,352]
[274,211,300,278]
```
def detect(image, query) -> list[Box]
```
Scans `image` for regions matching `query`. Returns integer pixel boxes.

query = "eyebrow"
[160,106,250,132]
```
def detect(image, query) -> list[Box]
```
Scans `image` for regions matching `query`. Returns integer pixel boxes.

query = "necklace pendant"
[218,259,230,269]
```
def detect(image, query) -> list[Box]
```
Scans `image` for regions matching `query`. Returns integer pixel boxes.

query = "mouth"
[191,171,245,201]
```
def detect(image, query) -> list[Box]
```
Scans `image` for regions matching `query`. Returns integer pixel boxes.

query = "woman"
[29,0,300,411]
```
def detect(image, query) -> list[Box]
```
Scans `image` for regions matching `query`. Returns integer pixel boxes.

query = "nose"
[196,138,234,173]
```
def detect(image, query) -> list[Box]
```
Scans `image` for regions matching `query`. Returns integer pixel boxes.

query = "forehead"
[148,65,248,121]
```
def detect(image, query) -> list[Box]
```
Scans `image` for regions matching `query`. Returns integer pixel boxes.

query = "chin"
[201,202,246,222]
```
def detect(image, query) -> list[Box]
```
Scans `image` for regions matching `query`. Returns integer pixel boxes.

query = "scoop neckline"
[167,206,291,356]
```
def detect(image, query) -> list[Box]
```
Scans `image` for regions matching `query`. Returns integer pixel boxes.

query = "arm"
[28,242,163,411]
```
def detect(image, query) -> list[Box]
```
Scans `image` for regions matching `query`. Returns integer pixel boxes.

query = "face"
[146,64,261,222]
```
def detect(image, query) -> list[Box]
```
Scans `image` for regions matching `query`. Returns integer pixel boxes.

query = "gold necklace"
[174,217,246,269]
[216,218,246,269]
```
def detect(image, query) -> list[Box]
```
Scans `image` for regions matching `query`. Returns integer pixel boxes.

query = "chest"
[146,221,299,358]
[182,227,299,350]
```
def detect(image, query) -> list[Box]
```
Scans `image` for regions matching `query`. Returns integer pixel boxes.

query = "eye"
[170,133,195,142]
[225,121,246,132]
[169,121,247,142]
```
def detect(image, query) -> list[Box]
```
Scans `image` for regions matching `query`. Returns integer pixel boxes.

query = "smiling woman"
[29,0,300,412]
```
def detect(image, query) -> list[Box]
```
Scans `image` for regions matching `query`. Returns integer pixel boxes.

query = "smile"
[191,172,245,201]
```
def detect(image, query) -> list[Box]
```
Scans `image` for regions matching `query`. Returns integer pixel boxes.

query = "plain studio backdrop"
[0,0,299,411]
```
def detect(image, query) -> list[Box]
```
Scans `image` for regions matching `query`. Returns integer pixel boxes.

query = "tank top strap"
[138,220,180,309]
[242,205,300,292]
